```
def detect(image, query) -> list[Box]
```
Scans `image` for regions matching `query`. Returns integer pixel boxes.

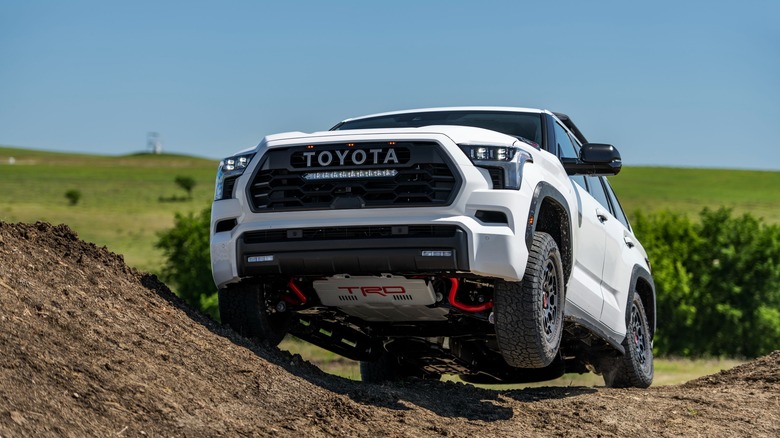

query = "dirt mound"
[684,351,780,387]
[1,221,778,437]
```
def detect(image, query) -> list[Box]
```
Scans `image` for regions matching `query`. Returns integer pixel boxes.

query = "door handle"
[624,236,636,248]
[596,208,608,223]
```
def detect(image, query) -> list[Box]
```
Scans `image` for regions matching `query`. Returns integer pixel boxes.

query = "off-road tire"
[603,292,654,388]
[360,352,440,383]
[495,232,565,368]
[218,282,290,346]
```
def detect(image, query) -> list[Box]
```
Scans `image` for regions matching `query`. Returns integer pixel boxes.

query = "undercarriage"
[233,274,617,384]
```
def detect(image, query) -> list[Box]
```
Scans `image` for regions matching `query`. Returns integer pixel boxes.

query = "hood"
[255,125,522,150]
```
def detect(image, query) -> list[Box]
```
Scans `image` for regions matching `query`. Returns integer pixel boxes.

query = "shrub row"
[633,208,780,357]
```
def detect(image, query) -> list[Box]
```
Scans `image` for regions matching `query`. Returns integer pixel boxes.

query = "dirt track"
[1,221,778,437]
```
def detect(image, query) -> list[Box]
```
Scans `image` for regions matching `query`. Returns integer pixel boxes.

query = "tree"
[633,208,780,358]
[156,206,218,319]
[65,189,82,206]
[174,176,196,200]
[688,208,780,357]
[632,210,699,356]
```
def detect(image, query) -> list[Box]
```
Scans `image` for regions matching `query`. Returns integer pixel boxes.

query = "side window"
[585,176,611,211]
[567,133,589,189]
[555,122,587,189]
[553,122,579,160]
[568,132,581,149]
[604,180,631,230]
[570,175,587,189]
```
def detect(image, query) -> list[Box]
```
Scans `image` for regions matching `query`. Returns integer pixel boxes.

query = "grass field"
[611,166,780,224]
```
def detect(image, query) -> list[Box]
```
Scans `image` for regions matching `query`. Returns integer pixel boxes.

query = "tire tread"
[603,294,654,388]
[495,232,564,368]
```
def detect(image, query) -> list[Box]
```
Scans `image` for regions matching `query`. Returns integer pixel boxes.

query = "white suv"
[210,107,655,387]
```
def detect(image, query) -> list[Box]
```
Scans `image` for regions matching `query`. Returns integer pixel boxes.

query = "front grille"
[242,224,461,244]
[247,142,460,211]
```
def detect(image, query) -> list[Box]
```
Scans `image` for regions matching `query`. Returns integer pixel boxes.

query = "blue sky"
[1,1,778,169]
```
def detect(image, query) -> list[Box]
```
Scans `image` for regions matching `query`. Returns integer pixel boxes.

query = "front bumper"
[210,197,531,288]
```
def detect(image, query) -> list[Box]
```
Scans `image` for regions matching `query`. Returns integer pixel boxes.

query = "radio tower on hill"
[147,132,163,154]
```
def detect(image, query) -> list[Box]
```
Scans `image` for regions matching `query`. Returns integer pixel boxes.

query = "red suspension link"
[285,277,308,305]
[447,277,493,312]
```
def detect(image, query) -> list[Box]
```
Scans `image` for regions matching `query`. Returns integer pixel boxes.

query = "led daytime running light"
[303,169,398,180]
[224,155,251,172]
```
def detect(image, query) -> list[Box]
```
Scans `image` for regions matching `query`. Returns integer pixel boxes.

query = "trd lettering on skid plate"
[337,286,407,297]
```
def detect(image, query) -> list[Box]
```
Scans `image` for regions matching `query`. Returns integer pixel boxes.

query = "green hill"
[0,146,217,273]
[610,166,780,224]
[1,146,778,274]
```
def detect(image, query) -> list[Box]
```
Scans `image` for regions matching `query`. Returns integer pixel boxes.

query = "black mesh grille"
[485,167,505,189]
[242,225,460,244]
[247,142,460,212]
[221,177,238,200]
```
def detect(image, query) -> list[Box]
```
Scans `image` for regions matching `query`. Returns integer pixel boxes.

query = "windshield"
[333,110,543,146]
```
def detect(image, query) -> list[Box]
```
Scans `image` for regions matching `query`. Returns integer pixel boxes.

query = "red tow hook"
[284,277,308,305]
[447,277,493,312]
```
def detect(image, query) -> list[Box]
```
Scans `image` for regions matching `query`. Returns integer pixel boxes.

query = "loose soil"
[1,222,778,437]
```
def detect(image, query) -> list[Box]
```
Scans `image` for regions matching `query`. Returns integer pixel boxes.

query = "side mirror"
[562,143,622,176]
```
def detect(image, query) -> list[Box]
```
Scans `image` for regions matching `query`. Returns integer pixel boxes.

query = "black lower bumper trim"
[237,227,469,276]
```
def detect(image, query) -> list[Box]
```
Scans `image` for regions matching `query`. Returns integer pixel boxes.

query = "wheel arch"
[526,182,573,282]
[630,265,656,338]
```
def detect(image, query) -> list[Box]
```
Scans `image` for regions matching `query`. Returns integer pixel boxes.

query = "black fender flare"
[628,265,656,337]
[525,182,573,282]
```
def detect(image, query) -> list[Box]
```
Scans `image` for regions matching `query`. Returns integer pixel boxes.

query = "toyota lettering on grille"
[297,148,400,168]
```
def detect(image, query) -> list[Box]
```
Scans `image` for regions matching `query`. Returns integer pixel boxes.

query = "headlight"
[214,152,255,200]
[459,145,518,162]
[459,145,532,190]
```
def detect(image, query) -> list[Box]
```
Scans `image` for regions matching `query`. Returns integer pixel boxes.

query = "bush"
[633,208,780,358]
[156,206,218,319]
[632,211,699,356]
[174,176,196,200]
[65,189,82,206]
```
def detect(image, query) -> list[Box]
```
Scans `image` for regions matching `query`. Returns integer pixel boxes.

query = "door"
[553,121,606,319]
[598,178,642,335]
[566,179,607,318]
